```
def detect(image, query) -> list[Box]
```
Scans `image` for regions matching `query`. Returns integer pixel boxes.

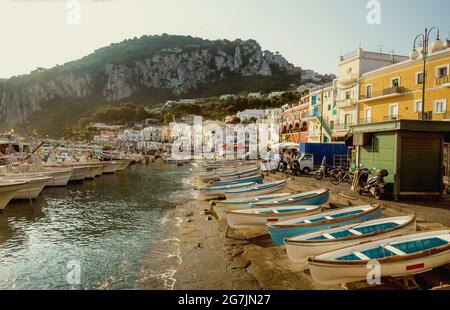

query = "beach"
[137,164,450,290]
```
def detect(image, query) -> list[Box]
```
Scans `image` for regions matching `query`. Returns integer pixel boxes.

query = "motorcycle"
[358,168,389,200]
[315,157,332,180]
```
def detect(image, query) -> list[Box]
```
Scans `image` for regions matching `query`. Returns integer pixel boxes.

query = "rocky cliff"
[0,35,297,131]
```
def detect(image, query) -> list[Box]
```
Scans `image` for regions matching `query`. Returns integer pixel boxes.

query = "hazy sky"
[0,0,449,78]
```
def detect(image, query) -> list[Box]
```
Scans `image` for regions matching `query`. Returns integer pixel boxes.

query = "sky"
[0,0,449,78]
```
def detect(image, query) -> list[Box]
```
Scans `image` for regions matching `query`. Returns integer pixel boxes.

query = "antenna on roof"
[377,44,384,55]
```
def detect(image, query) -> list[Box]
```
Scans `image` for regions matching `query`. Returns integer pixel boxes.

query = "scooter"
[315,157,332,180]
[358,168,388,200]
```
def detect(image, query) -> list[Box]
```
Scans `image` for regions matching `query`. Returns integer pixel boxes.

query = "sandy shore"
[138,167,450,290]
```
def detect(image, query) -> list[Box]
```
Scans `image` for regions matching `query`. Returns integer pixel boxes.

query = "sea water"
[0,163,193,289]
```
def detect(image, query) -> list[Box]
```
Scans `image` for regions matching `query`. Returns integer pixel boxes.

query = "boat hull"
[12,177,51,200]
[308,230,450,285]
[254,190,330,208]
[69,166,89,182]
[285,219,416,263]
[101,162,116,174]
[116,161,130,171]
[0,182,25,210]
[269,208,383,245]
[224,180,287,200]
[225,207,322,229]
[43,169,73,187]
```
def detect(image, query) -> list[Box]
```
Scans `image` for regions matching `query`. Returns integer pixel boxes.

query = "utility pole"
[320,89,324,143]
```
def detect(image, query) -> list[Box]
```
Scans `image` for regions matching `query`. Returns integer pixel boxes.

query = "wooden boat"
[225,205,322,229]
[268,205,382,245]
[219,167,260,181]
[308,230,450,285]
[285,216,416,263]
[39,167,74,186]
[0,175,52,200]
[253,189,330,208]
[199,182,256,199]
[116,161,131,171]
[224,179,288,200]
[101,162,117,174]
[69,165,90,182]
[212,175,263,186]
[0,180,27,210]
[215,193,292,210]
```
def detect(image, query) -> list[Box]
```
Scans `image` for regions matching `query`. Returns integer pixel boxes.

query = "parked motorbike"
[315,157,332,180]
[358,169,388,200]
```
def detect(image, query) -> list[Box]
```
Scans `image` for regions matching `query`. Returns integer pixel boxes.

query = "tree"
[163,112,174,125]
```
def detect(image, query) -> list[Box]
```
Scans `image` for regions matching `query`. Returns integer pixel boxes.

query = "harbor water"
[0,163,193,289]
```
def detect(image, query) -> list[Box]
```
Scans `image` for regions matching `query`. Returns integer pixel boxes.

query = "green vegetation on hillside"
[63,102,153,140]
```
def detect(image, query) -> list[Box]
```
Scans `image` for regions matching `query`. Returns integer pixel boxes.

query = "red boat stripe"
[267,219,278,222]
[406,263,425,271]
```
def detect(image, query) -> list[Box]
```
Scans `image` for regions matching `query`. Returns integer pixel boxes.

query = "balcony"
[337,73,358,87]
[360,86,404,102]
[436,75,450,87]
[333,123,355,131]
[336,98,356,108]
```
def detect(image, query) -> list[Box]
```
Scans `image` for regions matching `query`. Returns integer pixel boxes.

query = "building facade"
[358,41,450,123]
[335,48,408,139]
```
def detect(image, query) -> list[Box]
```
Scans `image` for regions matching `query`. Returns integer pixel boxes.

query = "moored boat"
[0,175,52,200]
[219,167,260,181]
[0,180,28,210]
[268,205,382,245]
[116,161,131,171]
[69,165,90,182]
[308,230,450,285]
[199,182,256,199]
[212,175,263,186]
[101,162,117,174]
[285,215,416,263]
[253,189,330,208]
[214,192,292,211]
[224,179,288,200]
[225,205,322,229]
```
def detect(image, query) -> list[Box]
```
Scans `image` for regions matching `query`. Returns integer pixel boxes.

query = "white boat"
[219,167,260,181]
[39,167,74,187]
[225,205,322,229]
[116,161,131,171]
[0,180,27,210]
[101,162,117,174]
[215,193,292,211]
[224,179,288,200]
[69,165,90,182]
[285,216,417,263]
[199,182,256,199]
[0,175,52,200]
[308,230,450,285]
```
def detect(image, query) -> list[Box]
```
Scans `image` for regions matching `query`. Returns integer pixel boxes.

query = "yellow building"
[359,41,450,123]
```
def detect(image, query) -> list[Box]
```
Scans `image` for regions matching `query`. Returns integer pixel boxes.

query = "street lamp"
[410,26,442,120]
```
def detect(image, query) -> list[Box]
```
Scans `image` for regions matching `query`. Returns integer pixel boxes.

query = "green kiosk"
[351,120,450,201]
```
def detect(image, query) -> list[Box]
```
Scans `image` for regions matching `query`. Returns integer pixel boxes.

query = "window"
[328,104,331,111]
[389,104,399,120]
[434,99,447,114]
[391,77,400,87]
[414,100,423,113]
[436,66,448,78]
[366,85,373,98]
[364,108,372,123]
[345,91,352,100]
[416,72,424,85]
[344,114,351,125]
[329,120,334,129]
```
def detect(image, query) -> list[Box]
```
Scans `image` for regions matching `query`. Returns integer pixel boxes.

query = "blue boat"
[253,189,329,208]
[268,205,382,245]
[212,175,263,186]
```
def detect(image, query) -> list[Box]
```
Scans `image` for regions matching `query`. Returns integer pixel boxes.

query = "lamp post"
[410,26,442,120]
